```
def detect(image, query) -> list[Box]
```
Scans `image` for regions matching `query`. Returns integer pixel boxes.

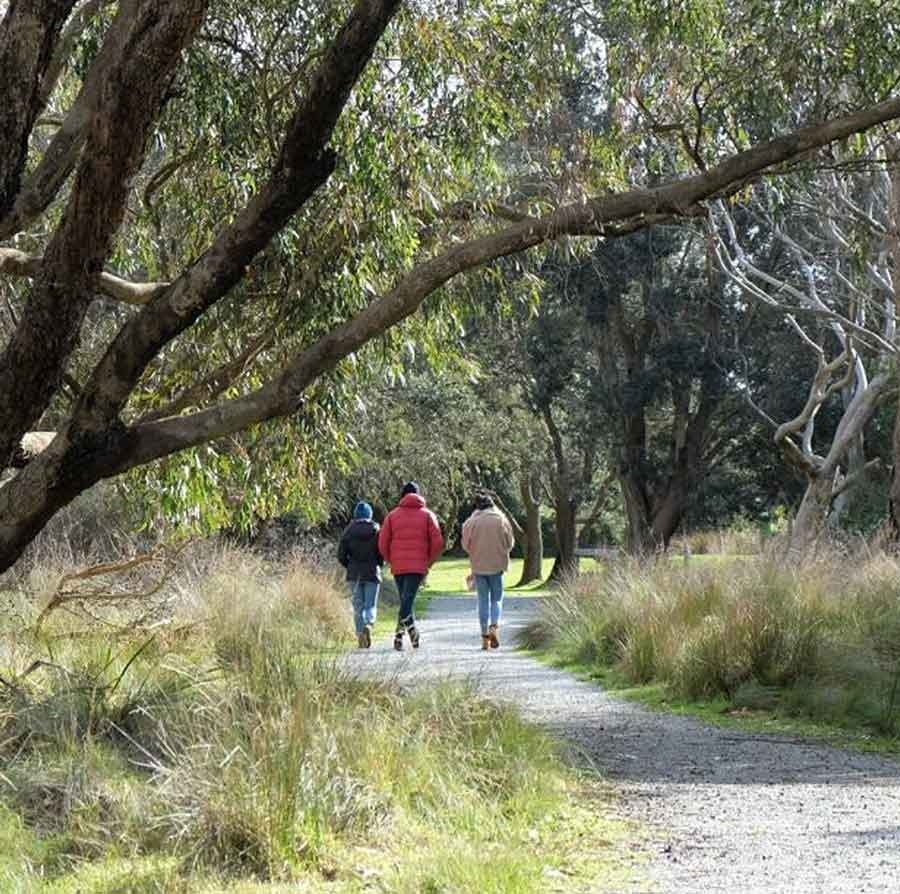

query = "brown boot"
[488,625,500,649]
[481,633,491,650]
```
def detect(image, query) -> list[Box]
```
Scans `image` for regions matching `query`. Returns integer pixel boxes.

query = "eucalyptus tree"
[713,143,900,552]
[2,0,900,572]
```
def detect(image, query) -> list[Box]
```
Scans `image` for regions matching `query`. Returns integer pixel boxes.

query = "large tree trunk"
[0,0,77,217]
[789,471,837,555]
[542,405,580,581]
[517,472,544,586]
[650,480,689,549]
[619,471,656,554]
[620,467,692,554]
[549,491,578,580]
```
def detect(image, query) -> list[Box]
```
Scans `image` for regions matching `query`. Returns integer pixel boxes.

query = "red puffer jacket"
[378,494,444,575]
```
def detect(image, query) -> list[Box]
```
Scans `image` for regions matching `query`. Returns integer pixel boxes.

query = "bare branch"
[832,457,883,500]
[32,542,182,635]
[0,247,169,305]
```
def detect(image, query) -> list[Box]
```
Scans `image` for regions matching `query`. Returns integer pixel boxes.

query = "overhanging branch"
[103,97,900,472]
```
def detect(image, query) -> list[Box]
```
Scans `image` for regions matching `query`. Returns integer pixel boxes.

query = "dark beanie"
[401,481,420,496]
[475,494,493,511]
[353,501,373,519]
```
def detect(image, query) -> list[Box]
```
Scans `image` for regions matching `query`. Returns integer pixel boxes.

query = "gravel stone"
[346,595,900,893]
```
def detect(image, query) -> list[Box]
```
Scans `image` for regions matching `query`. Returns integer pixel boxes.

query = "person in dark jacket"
[338,501,383,648]
[378,482,443,651]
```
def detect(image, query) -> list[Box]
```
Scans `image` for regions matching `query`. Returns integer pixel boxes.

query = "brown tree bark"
[0,0,208,471]
[886,142,900,542]
[891,388,900,540]
[0,3,124,242]
[517,472,544,585]
[549,493,578,580]
[0,0,77,217]
[542,406,582,580]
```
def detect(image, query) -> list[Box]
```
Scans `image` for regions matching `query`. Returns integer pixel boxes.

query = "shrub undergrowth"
[1,548,624,893]
[530,554,900,740]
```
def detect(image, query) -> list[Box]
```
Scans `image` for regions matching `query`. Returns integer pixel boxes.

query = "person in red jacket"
[378,481,443,651]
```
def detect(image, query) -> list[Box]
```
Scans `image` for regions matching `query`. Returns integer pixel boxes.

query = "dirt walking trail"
[347,595,900,893]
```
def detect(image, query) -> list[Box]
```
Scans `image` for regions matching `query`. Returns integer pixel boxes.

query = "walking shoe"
[393,631,404,651]
[488,625,500,649]
[481,634,491,651]
[407,625,420,649]
[357,632,367,649]
[362,624,373,649]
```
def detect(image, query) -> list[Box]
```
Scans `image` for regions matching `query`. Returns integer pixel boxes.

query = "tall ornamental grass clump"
[530,554,900,737]
[1,547,615,894]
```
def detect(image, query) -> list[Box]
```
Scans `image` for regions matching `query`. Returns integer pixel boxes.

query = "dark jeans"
[395,573,424,630]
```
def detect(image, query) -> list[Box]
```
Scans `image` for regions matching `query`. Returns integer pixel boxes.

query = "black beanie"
[401,481,420,496]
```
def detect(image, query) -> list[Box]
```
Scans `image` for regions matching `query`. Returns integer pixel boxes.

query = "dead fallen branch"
[33,542,188,636]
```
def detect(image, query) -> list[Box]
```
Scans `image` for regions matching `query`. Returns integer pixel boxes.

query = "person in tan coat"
[461,494,515,650]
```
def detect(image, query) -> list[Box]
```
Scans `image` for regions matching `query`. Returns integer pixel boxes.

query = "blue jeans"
[395,573,424,630]
[475,573,504,634]
[350,580,379,634]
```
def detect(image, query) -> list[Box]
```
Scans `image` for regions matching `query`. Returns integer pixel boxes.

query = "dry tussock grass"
[538,551,900,735]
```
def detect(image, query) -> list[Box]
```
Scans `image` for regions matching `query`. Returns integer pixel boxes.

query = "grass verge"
[524,554,900,756]
[422,557,603,597]
[2,547,633,893]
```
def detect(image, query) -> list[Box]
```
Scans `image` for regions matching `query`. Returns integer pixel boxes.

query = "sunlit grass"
[423,556,602,596]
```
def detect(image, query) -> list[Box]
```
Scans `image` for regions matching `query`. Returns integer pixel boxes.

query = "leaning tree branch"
[37,0,115,111]
[100,96,900,472]
[70,92,900,438]
[70,0,403,434]
[0,1,140,241]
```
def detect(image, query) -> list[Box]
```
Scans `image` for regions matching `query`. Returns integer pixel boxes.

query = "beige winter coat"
[461,507,515,575]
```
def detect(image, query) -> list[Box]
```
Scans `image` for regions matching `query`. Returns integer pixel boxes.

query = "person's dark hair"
[401,481,420,496]
[474,493,493,511]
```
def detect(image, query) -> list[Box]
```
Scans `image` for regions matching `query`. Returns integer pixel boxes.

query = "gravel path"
[346,595,900,893]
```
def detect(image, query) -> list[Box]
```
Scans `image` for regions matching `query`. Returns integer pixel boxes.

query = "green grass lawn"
[420,556,601,596]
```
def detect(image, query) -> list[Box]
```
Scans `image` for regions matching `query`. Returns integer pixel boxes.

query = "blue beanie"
[353,501,373,519]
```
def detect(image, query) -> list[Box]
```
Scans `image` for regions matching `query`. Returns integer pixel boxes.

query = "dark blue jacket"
[338,518,383,582]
